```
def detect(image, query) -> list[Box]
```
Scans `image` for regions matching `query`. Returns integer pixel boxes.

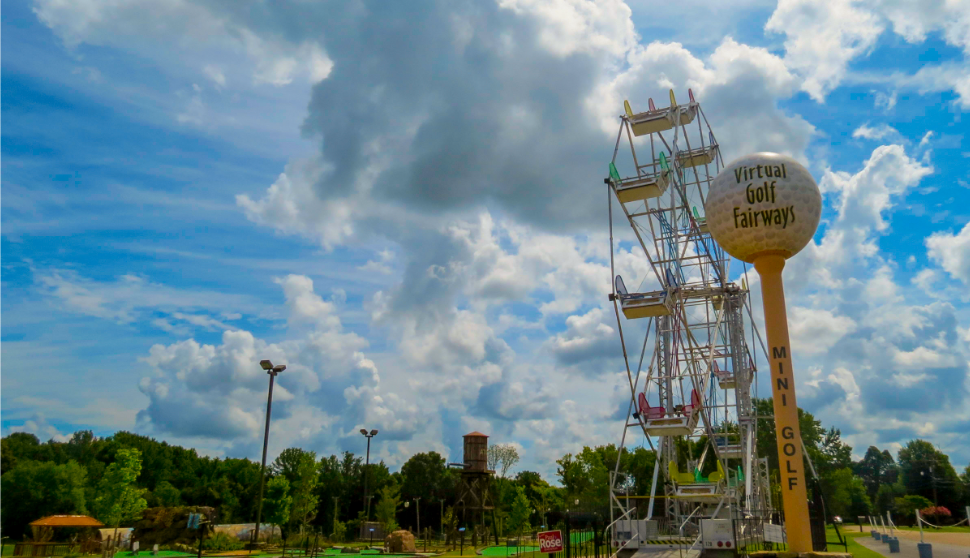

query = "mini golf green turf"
[568,533,593,543]
[113,552,195,557]
[480,546,539,556]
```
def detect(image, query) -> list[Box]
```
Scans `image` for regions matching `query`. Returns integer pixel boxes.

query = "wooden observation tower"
[451,432,495,535]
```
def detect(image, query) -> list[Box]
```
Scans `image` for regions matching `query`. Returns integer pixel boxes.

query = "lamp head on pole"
[370,429,379,436]
[360,429,368,436]
[260,359,286,375]
[706,152,821,263]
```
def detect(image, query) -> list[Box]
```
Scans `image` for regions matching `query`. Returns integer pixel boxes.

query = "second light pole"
[253,359,286,547]
[360,428,379,520]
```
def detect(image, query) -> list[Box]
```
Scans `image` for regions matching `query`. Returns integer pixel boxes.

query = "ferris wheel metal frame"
[602,89,777,555]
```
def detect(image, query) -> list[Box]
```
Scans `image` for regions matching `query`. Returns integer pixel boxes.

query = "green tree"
[897,440,961,510]
[273,448,314,485]
[534,485,562,527]
[399,452,455,532]
[264,476,293,537]
[374,482,401,533]
[1,460,88,537]
[314,454,348,533]
[894,495,933,523]
[154,480,182,506]
[93,448,148,528]
[331,519,347,542]
[755,399,826,474]
[854,446,898,501]
[442,506,459,547]
[487,444,521,478]
[0,439,17,475]
[754,399,857,508]
[515,471,547,512]
[508,486,531,536]
[290,451,320,534]
[0,432,42,475]
[874,482,905,514]
[960,464,970,500]
[556,447,610,508]
[822,468,871,518]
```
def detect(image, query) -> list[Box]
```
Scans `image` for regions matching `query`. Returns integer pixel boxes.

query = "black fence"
[507,515,607,558]
[729,508,846,557]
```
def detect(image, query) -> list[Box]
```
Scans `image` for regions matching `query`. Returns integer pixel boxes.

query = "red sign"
[538,530,564,554]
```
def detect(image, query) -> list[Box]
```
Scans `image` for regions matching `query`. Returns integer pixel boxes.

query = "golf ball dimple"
[706,152,821,263]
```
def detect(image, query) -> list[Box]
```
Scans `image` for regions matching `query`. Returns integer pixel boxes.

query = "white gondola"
[614,274,677,319]
[715,434,744,459]
[637,389,701,436]
[713,361,736,389]
[609,155,671,203]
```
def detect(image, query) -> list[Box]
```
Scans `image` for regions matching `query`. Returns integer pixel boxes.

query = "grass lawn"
[833,529,888,558]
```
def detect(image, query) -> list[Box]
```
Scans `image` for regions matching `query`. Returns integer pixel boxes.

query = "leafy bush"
[332,520,348,543]
[202,532,244,551]
[894,495,933,520]
[920,506,952,524]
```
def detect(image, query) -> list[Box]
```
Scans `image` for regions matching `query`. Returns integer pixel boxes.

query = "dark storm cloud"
[287,0,616,232]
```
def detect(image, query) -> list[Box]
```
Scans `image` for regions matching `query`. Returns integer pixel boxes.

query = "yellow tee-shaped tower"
[706,152,822,553]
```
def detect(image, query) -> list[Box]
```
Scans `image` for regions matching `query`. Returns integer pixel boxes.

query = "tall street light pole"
[360,429,379,520]
[253,359,286,547]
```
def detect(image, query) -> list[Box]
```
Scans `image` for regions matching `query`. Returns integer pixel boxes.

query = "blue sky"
[2,0,969,478]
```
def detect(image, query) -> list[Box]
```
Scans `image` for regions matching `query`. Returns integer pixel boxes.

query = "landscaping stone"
[385,531,416,553]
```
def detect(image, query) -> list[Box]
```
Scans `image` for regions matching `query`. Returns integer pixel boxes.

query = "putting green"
[113,553,194,558]
[481,546,538,557]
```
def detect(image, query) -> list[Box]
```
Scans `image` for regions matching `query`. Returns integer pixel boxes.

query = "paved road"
[858,535,969,558]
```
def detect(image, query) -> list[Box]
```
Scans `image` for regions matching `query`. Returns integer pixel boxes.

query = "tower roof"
[30,515,105,527]
[464,431,488,438]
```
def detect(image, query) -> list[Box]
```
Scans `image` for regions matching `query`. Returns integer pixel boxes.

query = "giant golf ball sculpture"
[706,152,821,554]
[706,152,821,262]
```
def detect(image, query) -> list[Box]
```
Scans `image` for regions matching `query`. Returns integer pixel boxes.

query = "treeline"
[752,400,970,523]
[2,399,968,540]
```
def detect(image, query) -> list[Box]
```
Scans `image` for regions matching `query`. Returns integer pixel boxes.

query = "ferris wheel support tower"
[602,90,775,556]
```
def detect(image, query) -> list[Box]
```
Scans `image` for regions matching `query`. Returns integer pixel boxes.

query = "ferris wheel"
[603,89,775,555]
